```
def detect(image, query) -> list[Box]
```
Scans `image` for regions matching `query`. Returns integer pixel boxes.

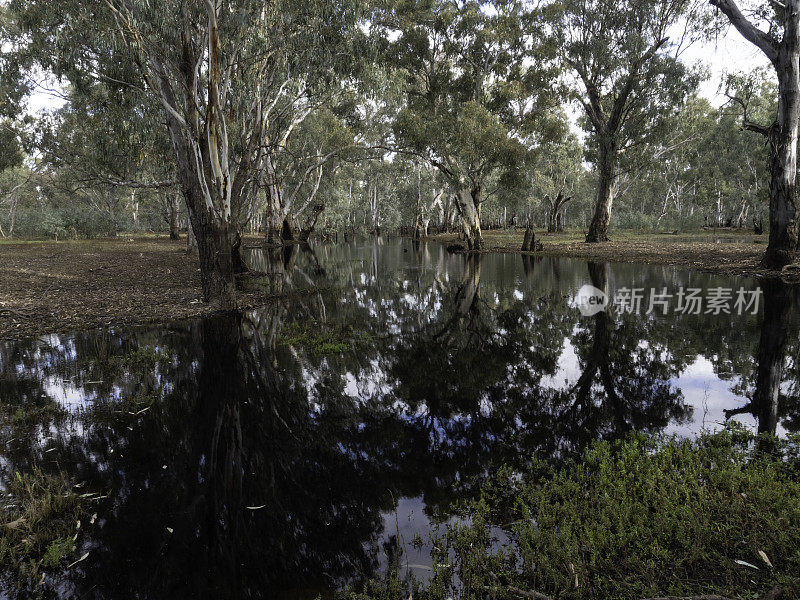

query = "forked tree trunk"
[298,204,324,243]
[586,137,618,243]
[547,191,572,233]
[456,187,483,251]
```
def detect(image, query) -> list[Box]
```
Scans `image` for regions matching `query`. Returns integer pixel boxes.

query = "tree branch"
[710,0,779,64]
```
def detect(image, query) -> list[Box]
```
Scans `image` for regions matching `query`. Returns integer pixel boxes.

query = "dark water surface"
[1,238,798,599]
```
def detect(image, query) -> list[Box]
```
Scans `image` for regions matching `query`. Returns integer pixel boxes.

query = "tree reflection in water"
[0,239,798,598]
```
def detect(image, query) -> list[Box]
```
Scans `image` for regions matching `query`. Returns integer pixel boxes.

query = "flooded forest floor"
[0,229,782,340]
[0,237,277,340]
[425,228,774,276]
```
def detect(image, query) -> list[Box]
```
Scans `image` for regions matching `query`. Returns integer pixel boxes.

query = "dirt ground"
[0,236,277,340]
[425,229,775,277]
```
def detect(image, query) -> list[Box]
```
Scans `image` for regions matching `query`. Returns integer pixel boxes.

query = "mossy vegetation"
[277,320,371,355]
[343,427,800,600]
[114,346,174,372]
[0,468,88,590]
[6,401,65,427]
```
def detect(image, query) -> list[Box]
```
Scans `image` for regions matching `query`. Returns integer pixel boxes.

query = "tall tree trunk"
[586,137,618,243]
[186,206,237,309]
[456,187,483,251]
[712,0,800,267]
[168,191,180,240]
[281,216,296,242]
[413,164,423,239]
[762,51,800,268]
[187,217,198,254]
[157,74,237,308]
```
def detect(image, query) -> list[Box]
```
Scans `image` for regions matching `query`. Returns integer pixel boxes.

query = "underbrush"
[343,427,800,600]
[0,468,88,591]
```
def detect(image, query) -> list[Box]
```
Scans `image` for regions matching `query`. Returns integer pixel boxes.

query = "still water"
[1,237,798,599]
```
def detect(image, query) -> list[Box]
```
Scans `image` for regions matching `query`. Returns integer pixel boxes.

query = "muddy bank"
[0,237,277,340]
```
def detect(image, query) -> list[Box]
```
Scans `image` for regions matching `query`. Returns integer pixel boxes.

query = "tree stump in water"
[521,224,535,251]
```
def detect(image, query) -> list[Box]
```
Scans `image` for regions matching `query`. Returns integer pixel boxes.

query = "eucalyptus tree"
[711,15,799,268]
[611,92,771,231]
[378,0,565,251]
[36,81,182,233]
[10,0,363,307]
[527,134,584,230]
[560,0,702,242]
[262,99,359,243]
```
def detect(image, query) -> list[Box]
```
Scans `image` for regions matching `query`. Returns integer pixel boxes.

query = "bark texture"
[456,187,484,251]
[586,137,618,242]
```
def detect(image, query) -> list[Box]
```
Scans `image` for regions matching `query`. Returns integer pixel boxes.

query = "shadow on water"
[1,238,799,598]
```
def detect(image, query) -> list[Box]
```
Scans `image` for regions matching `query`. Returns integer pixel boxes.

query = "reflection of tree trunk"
[753,280,793,437]
[300,243,325,277]
[521,254,536,277]
[165,314,246,597]
[434,255,482,345]
[575,321,609,402]
[455,255,482,316]
[574,263,615,412]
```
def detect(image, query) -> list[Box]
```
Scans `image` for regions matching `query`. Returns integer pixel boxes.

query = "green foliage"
[613,90,772,231]
[511,428,800,598]
[381,0,566,196]
[347,427,800,599]
[277,320,371,355]
[115,346,174,372]
[0,468,87,589]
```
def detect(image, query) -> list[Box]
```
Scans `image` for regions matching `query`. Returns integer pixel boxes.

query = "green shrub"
[345,427,800,600]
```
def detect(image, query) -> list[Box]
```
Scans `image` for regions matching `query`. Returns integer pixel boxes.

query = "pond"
[1,237,798,599]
